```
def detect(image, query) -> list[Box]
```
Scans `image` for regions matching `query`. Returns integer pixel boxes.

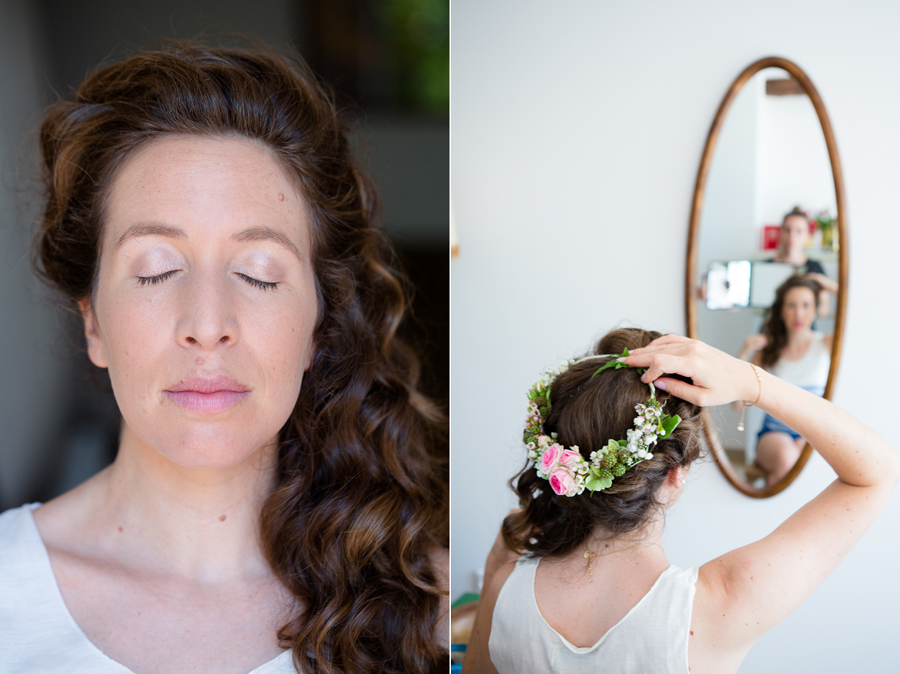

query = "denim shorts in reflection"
[757,414,801,441]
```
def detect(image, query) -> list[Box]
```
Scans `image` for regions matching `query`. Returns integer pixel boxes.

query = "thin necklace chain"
[584,542,659,583]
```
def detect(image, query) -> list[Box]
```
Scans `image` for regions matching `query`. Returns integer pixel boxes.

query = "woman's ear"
[78,298,108,369]
[667,465,688,489]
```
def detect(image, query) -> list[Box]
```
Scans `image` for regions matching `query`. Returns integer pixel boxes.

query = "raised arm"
[624,335,899,658]
[736,333,767,362]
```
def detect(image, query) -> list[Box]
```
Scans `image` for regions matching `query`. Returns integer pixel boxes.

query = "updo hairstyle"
[503,328,703,558]
[35,42,447,674]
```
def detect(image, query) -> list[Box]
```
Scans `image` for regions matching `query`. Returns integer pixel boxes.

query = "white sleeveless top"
[0,503,296,674]
[771,331,830,395]
[489,556,698,673]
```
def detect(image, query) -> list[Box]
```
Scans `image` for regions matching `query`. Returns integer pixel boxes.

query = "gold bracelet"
[737,363,762,432]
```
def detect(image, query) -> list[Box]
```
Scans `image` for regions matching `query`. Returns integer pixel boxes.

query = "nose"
[175,270,238,350]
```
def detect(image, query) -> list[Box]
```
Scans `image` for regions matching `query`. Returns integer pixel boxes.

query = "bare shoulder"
[32,468,110,554]
[823,333,834,351]
[688,562,751,674]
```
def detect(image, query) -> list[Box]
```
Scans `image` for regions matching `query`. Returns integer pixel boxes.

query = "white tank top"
[489,556,698,673]
[771,331,830,395]
[0,504,297,674]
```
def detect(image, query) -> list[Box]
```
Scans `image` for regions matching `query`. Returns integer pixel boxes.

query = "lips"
[164,375,251,413]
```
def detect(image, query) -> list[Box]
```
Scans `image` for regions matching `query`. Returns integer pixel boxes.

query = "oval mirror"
[686,57,847,497]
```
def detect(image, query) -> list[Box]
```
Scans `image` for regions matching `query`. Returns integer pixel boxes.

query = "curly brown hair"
[759,276,821,370]
[34,41,447,674]
[503,328,703,558]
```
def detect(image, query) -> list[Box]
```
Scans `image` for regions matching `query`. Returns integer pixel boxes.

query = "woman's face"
[82,135,318,468]
[781,215,810,255]
[780,286,817,334]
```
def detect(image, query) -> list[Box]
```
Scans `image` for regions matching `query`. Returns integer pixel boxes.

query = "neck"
[776,248,807,265]
[92,421,279,582]
[785,327,813,349]
[582,515,667,562]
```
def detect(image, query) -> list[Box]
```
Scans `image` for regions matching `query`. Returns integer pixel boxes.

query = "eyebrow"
[115,222,304,261]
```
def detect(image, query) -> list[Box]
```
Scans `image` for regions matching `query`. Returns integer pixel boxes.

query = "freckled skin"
[82,136,318,468]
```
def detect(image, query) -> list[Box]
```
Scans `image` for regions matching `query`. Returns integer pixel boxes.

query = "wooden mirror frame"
[685,56,848,498]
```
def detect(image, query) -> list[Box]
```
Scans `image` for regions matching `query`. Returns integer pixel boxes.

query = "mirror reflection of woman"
[0,43,448,674]
[770,207,838,315]
[738,277,832,486]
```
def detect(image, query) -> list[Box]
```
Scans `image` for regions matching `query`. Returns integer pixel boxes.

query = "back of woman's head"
[35,41,446,674]
[503,328,703,558]
[760,275,822,369]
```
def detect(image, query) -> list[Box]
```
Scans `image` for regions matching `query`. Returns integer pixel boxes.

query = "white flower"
[634,415,645,425]
[537,435,552,449]
[646,453,654,460]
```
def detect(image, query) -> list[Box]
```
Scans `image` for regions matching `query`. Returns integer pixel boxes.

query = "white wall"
[451,1,900,671]
[757,72,837,224]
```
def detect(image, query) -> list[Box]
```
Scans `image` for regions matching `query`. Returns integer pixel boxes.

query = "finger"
[626,342,692,360]
[645,333,687,349]
[654,377,708,406]
[624,352,691,383]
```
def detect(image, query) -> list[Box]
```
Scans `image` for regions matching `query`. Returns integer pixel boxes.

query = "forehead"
[784,286,815,302]
[782,215,807,230]
[104,135,307,248]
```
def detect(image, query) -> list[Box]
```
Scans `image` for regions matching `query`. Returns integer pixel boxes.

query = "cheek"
[100,295,172,404]
[244,291,317,392]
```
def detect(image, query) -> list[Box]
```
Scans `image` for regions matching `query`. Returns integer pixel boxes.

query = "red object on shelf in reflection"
[762,225,780,251]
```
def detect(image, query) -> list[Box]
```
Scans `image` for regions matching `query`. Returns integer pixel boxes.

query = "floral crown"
[523,349,682,497]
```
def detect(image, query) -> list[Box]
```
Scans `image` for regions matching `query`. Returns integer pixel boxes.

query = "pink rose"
[560,449,581,468]
[549,468,576,496]
[540,443,562,473]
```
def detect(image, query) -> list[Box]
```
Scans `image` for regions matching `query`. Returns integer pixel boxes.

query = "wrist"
[742,362,763,405]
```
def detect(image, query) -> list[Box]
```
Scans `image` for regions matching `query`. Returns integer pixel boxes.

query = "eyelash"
[136,271,278,291]
[236,273,278,291]
[137,271,178,286]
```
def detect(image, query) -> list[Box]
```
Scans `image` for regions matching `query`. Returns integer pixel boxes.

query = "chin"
[163,443,263,469]
[125,417,279,469]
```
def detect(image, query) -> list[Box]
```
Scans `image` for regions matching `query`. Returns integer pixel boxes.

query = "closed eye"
[237,273,278,291]
[137,270,178,286]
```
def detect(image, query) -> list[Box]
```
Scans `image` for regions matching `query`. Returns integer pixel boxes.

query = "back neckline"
[528,556,676,654]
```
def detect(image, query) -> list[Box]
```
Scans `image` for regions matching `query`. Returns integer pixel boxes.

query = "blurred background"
[0,0,448,510]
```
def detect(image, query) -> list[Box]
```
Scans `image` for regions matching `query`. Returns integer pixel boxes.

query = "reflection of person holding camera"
[770,207,838,315]
[738,276,832,486]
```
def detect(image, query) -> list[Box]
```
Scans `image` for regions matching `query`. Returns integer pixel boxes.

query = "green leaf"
[617,439,627,447]
[659,414,682,438]
[586,475,613,492]
[590,348,632,378]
